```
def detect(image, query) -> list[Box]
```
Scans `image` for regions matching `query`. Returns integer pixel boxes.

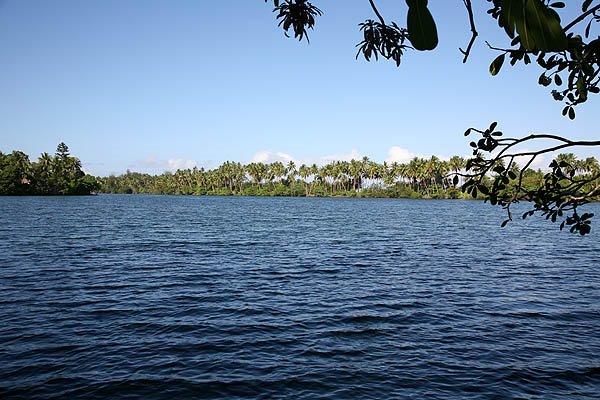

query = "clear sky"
[0,0,598,176]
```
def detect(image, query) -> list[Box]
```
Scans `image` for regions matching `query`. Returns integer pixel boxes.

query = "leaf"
[577,75,587,101]
[490,54,506,76]
[568,107,575,120]
[514,0,568,51]
[534,2,568,51]
[501,219,510,228]
[500,0,520,38]
[464,128,472,136]
[538,74,551,86]
[406,0,439,51]
[550,2,565,8]
[554,74,562,86]
[583,0,593,12]
[585,20,592,38]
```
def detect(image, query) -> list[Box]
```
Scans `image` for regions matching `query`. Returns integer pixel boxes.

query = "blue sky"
[0,0,598,176]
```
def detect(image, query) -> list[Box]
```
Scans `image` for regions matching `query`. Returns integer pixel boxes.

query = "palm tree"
[246,162,267,187]
[407,157,424,192]
[448,155,465,188]
[317,165,330,194]
[35,152,54,194]
[425,156,441,194]
[580,157,599,175]
[286,160,297,186]
[556,153,578,175]
[270,161,286,187]
[298,164,311,196]
[437,160,450,191]
[349,159,362,191]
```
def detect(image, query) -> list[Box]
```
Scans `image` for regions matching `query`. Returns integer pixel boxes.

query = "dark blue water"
[1,195,599,399]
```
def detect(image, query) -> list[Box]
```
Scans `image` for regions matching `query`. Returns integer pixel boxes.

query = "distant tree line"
[98,154,600,201]
[0,143,100,195]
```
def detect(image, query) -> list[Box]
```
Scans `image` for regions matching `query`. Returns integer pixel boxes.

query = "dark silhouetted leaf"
[406,0,438,50]
[490,54,505,76]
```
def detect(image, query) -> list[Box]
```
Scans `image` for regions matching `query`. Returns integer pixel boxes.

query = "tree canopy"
[265,0,600,235]
[0,143,100,196]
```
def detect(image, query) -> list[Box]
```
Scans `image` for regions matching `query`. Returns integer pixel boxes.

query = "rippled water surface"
[1,195,599,399]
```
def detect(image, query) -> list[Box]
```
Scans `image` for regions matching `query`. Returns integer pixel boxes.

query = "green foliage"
[268,1,600,115]
[267,0,322,42]
[463,123,600,235]
[98,156,475,200]
[0,144,98,196]
[266,0,600,234]
[356,20,410,67]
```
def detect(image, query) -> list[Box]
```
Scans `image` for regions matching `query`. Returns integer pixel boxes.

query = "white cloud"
[251,151,296,164]
[249,149,364,166]
[318,149,362,164]
[513,151,547,170]
[167,158,198,171]
[249,147,468,169]
[132,156,198,173]
[385,146,450,164]
[385,146,418,164]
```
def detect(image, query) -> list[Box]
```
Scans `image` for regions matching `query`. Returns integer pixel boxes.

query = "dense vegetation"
[99,154,600,204]
[265,0,600,234]
[0,143,100,196]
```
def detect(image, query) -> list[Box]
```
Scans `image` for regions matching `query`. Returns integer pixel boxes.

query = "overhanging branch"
[459,0,478,63]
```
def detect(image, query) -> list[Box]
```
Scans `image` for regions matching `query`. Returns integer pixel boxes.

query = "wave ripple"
[1,196,599,399]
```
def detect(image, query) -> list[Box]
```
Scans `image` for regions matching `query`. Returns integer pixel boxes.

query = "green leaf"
[490,54,506,76]
[406,0,439,51]
[577,75,587,101]
[524,0,568,51]
[507,0,567,51]
[500,0,520,38]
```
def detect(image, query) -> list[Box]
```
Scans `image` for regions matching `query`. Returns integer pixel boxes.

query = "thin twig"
[368,0,386,25]
[459,0,478,63]
[564,4,600,32]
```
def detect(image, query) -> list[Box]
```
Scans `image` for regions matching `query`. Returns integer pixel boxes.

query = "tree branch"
[568,184,600,201]
[459,0,478,63]
[564,4,600,32]
[368,0,386,25]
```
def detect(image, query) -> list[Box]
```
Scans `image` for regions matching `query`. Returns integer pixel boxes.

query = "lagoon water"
[1,195,599,399]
